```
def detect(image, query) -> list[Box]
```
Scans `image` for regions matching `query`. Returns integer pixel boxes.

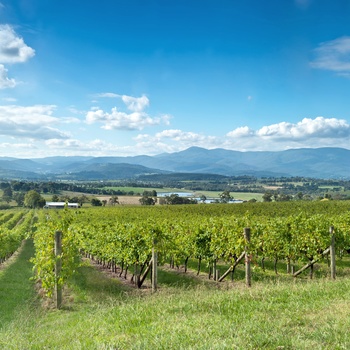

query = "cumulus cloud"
[226,126,254,138]
[85,94,170,130]
[133,129,219,151]
[225,117,350,150]
[0,64,16,88]
[155,129,210,143]
[0,105,70,139]
[132,117,350,155]
[0,25,34,89]
[94,93,150,112]
[3,112,350,157]
[0,25,35,64]
[121,95,149,112]
[311,37,350,75]
[256,117,350,140]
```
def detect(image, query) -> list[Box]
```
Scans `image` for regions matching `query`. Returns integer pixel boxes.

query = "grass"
[0,239,38,326]
[1,243,350,349]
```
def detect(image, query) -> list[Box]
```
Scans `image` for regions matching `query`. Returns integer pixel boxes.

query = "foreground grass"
[1,244,350,349]
[0,239,37,326]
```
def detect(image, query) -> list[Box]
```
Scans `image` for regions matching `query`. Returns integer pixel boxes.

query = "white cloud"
[67,106,86,115]
[155,129,209,143]
[86,94,165,130]
[0,25,35,64]
[43,138,140,157]
[311,37,350,75]
[132,117,350,155]
[0,104,70,140]
[94,93,150,112]
[45,138,82,149]
[121,94,149,112]
[2,112,350,158]
[86,107,170,131]
[226,126,254,138]
[95,92,119,98]
[133,129,219,152]
[0,64,17,88]
[256,117,350,140]
[224,117,350,151]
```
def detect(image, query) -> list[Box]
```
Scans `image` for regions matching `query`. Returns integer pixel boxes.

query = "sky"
[1,0,350,159]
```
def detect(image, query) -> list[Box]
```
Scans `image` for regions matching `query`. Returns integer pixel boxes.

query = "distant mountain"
[0,147,349,180]
[57,163,170,180]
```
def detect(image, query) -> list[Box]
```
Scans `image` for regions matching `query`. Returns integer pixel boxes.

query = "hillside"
[0,147,349,180]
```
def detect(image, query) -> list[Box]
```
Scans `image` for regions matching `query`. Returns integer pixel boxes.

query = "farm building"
[44,202,79,209]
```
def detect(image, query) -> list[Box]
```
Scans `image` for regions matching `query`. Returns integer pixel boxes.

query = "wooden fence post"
[330,226,336,280]
[213,257,217,280]
[55,230,63,309]
[244,227,251,287]
[152,239,158,292]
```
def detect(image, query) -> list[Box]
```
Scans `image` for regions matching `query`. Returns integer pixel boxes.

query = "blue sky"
[1,0,350,158]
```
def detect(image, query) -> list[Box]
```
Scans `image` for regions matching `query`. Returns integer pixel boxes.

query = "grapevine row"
[31,202,350,295]
[0,209,34,263]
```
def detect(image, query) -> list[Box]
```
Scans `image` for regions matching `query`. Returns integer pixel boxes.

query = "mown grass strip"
[0,239,37,327]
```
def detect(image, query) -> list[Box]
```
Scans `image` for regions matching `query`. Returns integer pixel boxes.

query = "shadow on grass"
[69,263,133,303]
[157,268,214,288]
[0,239,37,327]
[70,254,350,305]
[174,256,348,286]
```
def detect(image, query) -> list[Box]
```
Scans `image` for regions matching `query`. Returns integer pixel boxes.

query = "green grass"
[1,243,350,349]
[0,239,38,326]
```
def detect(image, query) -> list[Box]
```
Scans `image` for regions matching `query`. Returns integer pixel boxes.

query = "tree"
[109,195,119,206]
[262,191,273,202]
[199,194,207,203]
[165,194,197,205]
[2,186,13,203]
[13,192,25,206]
[91,198,102,206]
[139,191,157,205]
[219,190,232,203]
[276,194,291,202]
[52,194,60,202]
[139,196,156,205]
[24,190,46,208]
[78,194,89,207]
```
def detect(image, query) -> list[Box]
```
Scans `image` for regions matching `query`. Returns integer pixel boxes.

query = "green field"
[100,186,263,202]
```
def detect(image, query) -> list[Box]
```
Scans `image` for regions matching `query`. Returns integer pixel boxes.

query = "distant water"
[157,192,243,203]
[157,192,194,197]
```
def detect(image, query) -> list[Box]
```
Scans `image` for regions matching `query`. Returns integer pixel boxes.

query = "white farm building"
[44,202,80,209]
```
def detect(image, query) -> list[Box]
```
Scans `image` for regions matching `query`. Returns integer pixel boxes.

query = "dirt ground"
[96,195,142,205]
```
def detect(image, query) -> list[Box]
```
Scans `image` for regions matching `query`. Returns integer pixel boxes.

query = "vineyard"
[26,201,350,303]
[1,201,350,348]
[0,209,34,264]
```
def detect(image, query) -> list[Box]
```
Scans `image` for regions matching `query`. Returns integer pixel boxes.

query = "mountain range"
[0,147,349,180]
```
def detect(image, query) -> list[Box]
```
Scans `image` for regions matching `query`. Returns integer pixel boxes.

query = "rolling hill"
[0,147,349,180]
